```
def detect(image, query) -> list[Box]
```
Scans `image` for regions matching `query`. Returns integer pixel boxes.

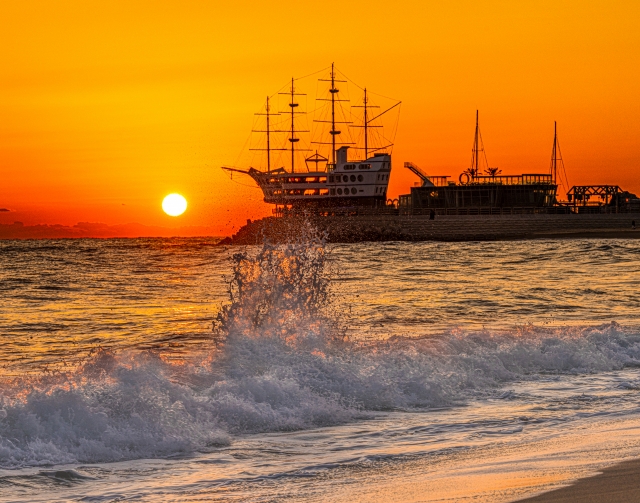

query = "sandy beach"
[517,458,640,503]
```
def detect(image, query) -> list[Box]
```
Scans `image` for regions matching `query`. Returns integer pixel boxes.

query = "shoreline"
[528,229,640,239]
[515,457,640,502]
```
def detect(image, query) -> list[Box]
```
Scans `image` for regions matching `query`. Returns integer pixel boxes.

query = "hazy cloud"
[0,221,223,240]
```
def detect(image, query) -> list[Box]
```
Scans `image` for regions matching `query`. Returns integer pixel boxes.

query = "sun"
[162,193,187,216]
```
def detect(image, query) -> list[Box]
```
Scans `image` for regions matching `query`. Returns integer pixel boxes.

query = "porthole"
[342,175,348,182]
[351,187,357,195]
[337,188,343,195]
[350,174,356,182]
[357,174,363,182]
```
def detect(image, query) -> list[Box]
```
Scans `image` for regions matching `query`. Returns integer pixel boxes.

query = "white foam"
[2,238,640,469]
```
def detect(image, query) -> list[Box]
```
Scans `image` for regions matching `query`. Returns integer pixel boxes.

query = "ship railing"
[427,176,451,187]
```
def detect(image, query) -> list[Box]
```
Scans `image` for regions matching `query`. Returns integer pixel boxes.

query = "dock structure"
[398,117,638,217]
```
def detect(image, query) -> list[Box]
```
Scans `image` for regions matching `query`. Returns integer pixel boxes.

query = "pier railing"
[400,205,637,216]
[469,174,554,185]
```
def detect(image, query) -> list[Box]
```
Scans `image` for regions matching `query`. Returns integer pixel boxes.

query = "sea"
[1,236,640,502]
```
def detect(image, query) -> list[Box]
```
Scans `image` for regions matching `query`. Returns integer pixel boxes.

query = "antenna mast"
[469,110,489,179]
[549,121,566,191]
[551,121,557,184]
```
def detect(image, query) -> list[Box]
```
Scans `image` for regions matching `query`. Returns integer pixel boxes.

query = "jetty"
[219,213,639,245]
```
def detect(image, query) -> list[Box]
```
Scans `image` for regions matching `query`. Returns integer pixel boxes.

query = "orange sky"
[1,1,639,236]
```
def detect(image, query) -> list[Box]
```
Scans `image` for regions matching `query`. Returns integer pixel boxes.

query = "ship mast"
[329,64,340,163]
[289,79,298,171]
[315,64,351,166]
[350,87,382,160]
[364,88,368,158]
[277,79,307,172]
[266,97,271,172]
[251,96,284,173]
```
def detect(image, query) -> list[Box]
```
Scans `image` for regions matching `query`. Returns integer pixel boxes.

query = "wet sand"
[516,458,640,503]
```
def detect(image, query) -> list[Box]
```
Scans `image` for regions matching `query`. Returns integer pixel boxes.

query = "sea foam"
[1,238,640,469]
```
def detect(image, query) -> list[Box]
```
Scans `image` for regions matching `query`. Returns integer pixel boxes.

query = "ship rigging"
[222,64,402,215]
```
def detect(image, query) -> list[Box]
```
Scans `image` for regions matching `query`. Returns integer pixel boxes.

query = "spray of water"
[214,229,337,346]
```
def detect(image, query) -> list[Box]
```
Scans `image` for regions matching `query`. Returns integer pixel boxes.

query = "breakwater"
[220,213,639,245]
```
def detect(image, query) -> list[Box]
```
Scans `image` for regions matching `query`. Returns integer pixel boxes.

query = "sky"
[1,0,639,236]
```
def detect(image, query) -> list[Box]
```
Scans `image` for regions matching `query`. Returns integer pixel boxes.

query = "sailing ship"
[222,64,401,215]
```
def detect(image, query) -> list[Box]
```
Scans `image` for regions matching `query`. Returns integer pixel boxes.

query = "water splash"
[214,229,337,347]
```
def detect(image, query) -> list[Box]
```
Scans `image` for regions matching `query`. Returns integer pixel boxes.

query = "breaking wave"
[1,237,640,468]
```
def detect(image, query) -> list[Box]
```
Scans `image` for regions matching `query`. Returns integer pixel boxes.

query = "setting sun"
[162,194,187,217]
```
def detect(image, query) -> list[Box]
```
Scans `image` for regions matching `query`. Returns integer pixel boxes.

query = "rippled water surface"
[1,237,640,502]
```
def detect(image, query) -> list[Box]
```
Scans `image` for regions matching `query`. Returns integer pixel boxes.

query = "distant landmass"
[0,221,223,240]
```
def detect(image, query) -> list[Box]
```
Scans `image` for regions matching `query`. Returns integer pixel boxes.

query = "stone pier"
[220,213,640,245]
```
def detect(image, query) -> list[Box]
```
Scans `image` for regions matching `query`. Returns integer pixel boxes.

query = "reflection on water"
[1,238,639,373]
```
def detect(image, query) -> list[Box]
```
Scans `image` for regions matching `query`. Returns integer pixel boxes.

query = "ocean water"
[1,237,640,502]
